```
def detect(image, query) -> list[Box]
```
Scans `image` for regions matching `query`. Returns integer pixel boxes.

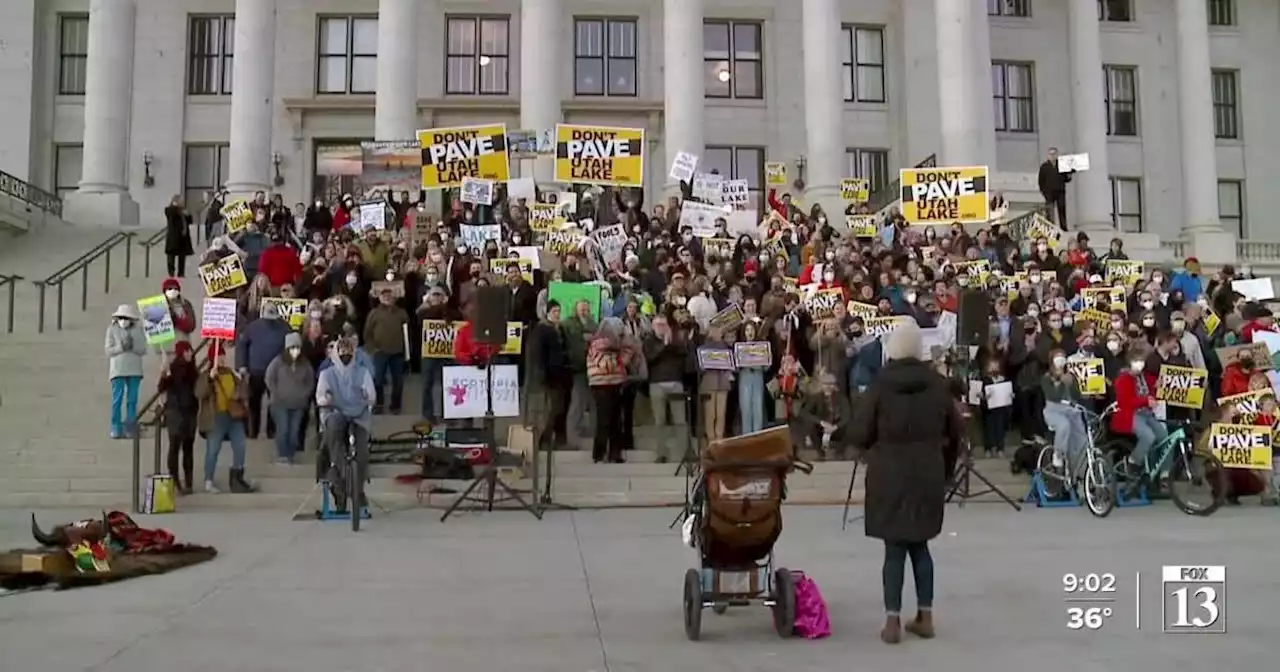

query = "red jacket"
[1111,369,1158,435]
[1220,363,1251,398]
[258,243,302,288]
[1241,320,1275,344]
[766,188,789,219]
[169,298,197,335]
[333,206,351,231]
[452,321,502,366]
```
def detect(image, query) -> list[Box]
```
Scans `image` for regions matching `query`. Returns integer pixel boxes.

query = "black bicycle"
[322,408,371,532]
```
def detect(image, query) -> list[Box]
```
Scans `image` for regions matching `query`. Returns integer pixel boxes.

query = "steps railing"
[30,232,136,332]
[139,228,168,277]
[0,170,63,217]
[0,274,21,333]
[866,153,937,215]
[131,337,213,512]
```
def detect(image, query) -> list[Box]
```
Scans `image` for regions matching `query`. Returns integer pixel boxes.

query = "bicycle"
[1102,416,1226,517]
[1035,402,1118,518]
[319,405,372,532]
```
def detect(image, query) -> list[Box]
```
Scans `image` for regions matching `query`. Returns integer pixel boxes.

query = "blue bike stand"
[1116,483,1151,507]
[317,480,371,521]
[1024,471,1080,508]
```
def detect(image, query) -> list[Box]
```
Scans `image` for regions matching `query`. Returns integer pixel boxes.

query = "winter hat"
[261,303,280,320]
[173,340,194,360]
[162,277,182,292]
[112,304,140,320]
[284,332,302,350]
[884,320,922,361]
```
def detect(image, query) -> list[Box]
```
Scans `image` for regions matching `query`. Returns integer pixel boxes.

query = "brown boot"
[905,610,935,639]
[880,615,901,644]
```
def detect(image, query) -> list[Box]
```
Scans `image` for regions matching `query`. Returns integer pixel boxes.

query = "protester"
[237,302,290,439]
[586,318,632,463]
[265,333,315,464]
[316,337,376,511]
[105,304,147,439]
[195,346,256,494]
[157,340,199,494]
[363,286,409,414]
[162,277,197,350]
[164,195,194,277]
[526,300,571,454]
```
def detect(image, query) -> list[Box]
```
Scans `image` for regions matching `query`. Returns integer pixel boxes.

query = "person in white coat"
[105,304,148,438]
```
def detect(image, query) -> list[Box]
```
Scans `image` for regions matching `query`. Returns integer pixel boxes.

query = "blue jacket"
[1168,271,1202,303]
[315,351,375,430]
[849,338,884,390]
[236,232,270,276]
[317,347,372,374]
[236,317,289,375]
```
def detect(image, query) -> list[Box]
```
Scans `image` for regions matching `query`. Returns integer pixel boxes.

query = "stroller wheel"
[712,603,728,615]
[683,568,703,641]
[772,568,796,638]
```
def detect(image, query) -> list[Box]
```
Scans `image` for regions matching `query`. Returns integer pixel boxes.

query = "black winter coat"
[851,358,963,543]
[164,206,194,257]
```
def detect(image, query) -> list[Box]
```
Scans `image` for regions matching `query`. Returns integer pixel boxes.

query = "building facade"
[0,0,1275,245]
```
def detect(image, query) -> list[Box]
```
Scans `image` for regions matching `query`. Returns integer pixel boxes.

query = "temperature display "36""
[1063,573,1119,631]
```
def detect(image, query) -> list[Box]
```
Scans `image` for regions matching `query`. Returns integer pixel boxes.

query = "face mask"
[906,293,917,304]
[1107,340,1122,354]
[674,296,687,307]
[1142,318,1155,327]
[682,235,693,243]
[425,274,438,284]
[1052,356,1067,368]
[339,355,353,365]
[1048,321,1062,329]
[957,277,969,287]
[288,347,302,358]
[1129,360,1145,373]
[758,254,769,263]
[164,289,179,300]
[1141,301,1154,310]
[1027,309,1040,318]
[1063,316,1074,327]
[117,319,132,329]
[310,311,322,320]
[346,275,358,287]
[1152,274,1164,283]
[385,272,395,281]
[850,327,863,336]
[315,201,324,208]
[825,251,835,261]
[1029,274,1041,284]
[1172,319,1186,332]
[1037,245,1048,253]
[823,272,836,282]
[1197,297,1209,308]
[1111,320,1123,330]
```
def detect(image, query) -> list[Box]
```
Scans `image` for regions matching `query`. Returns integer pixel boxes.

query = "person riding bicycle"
[315,336,376,511]
[1041,349,1087,476]
[1111,344,1168,478]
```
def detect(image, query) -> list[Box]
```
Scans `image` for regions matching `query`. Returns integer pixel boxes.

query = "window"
[574,19,637,96]
[53,145,83,197]
[991,62,1035,132]
[1103,65,1138,136]
[188,15,234,95]
[1208,0,1236,26]
[58,15,89,95]
[703,21,763,99]
[445,16,510,95]
[1109,177,1143,232]
[1098,0,1133,21]
[988,0,1031,17]
[316,16,378,94]
[846,149,890,196]
[1211,69,1238,139]
[1218,180,1244,237]
[182,144,231,211]
[703,146,764,211]
[840,26,885,103]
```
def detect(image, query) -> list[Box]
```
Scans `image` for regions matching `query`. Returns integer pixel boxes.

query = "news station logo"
[1161,566,1226,634]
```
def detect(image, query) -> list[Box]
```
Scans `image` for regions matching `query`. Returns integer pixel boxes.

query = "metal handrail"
[30,232,136,332]
[135,337,212,425]
[867,153,938,214]
[131,337,213,512]
[138,228,168,277]
[0,274,22,333]
[0,170,63,217]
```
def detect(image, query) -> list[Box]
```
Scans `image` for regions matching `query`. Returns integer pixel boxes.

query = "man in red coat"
[452,308,502,367]
[257,235,302,288]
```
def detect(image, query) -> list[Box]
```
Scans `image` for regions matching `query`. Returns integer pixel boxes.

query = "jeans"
[270,405,304,461]
[247,373,275,439]
[1130,411,1168,466]
[204,412,247,481]
[1043,402,1087,474]
[737,370,765,435]
[568,373,594,439]
[372,352,405,412]
[648,381,687,460]
[109,376,142,436]
[421,358,444,421]
[882,541,934,615]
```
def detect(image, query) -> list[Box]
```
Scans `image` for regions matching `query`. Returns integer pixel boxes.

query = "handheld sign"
[198,255,248,297]
[1207,424,1272,470]
[1155,365,1209,409]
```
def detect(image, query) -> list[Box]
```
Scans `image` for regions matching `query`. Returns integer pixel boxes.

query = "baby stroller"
[682,426,812,641]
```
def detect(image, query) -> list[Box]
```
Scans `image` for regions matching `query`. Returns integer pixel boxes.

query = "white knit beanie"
[884,320,923,361]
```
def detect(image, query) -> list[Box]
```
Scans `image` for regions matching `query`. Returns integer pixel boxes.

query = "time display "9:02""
[1063,573,1117,593]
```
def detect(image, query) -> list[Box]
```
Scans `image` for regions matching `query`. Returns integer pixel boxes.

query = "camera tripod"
[530,420,577,514]
[945,438,1022,510]
[667,394,698,529]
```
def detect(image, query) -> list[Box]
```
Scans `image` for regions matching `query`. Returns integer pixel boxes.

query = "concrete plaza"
[0,504,1274,672]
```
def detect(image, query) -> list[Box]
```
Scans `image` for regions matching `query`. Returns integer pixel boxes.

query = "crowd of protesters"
[120,172,1280,507]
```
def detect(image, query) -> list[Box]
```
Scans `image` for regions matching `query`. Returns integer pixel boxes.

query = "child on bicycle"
[1041,348,1087,475]
[1112,344,1167,478]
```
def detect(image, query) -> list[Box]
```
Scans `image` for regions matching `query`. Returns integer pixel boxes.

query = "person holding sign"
[105,304,148,439]
[736,322,768,435]
[1111,345,1168,479]
[195,345,257,494]
[163,195,195,277]
[1198,403,1266,505]
[1037,148,1073,230]
[1041,349,1087,474]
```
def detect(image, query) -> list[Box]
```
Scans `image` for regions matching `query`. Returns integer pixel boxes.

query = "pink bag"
[792,571,831,639]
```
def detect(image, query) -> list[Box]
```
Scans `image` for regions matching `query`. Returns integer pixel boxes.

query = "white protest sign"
[670,151,699,183]
[557,192,578,215]
[726,209,760,238]
[692,173,724,203]
[357,202,385,231]
[460,177,494,205]
[721,179,750,205]
[199,297,238,340]
[506,176,535,203]
[1232,277,1275,302]
[1058,153,1090,172]
[442,365,520,419]
[460,224,501,250]
[680,200,729,238]
[509,245,543,269]
[590,224,627,266]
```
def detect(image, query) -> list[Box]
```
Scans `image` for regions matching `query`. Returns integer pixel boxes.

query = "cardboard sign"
[259,297,306,330]
[669,151,698,183]
[137,295,175,346]
[765,162,787,185]
[198,255,248,297]
[219,199,253,234]
[697,347,735,371]
[200,297,237,340]
[1057,153,1090,172]
[442,365,520,419]
[1155,365,1208,409]
[734,341,772,368]
[1066,358,1106,396]
[417,123,511,189]
[1208,423,1273,470]
[899,165,989,224]
[840,178,869,202]
[553,124,645,187]
[846,215,877,237]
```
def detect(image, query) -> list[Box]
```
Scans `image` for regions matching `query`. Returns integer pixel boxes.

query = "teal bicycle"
[1103,418,1226,516]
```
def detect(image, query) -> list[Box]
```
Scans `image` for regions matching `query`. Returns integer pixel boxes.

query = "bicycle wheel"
[349,451,362,532]
[1168,449,1226,517]
[1083,453,1116,518]
[1035,445,1067,500]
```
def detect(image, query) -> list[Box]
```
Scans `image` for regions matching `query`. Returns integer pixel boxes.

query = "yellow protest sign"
[529,204,564,233]
[846,301,878,319]
[865,316,909,338]
[1080,286,1126,312]
[1203,311,1220,338]
[417,123,511,189]
[1105,260,1144,286]
[490,257,534,283]
[259,297,306,330]
[846,215,877,238]
[955,259,991,285]
[1075,307,1114,329]
[1155,365,1208,409]
[219,199,253,234]
[899,165,989,224]
[1219,389,1274,424]
[1208,423,1273,470]
[1026,213,1064,250]
[804,287,844,320]
[1001,271,1025,300]
[840,178,869,202]
[198,255,248,297]
[553,124,645,187]
[545,228,585,255]
[1066,358,1106,396]
[765,162,787,185]
[420,319,523,359]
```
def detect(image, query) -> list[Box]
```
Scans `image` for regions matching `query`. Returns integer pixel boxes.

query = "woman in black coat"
[850,321,963,645]
[164,195,195,277]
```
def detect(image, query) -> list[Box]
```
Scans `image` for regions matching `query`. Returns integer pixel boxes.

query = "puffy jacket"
[586,338,627,387]
[1111,370,1158,435]
[258,243,302,287]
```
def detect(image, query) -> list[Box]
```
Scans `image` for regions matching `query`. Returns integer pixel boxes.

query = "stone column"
[801,0,845,222]
[1067,0,1112,232]
[662,0,704,195]
[224,0,276,197]
[374,0,419,141]
[520,0,561,184]
[1175,0,1220,232]
[934,0,979,167]
[62,0,140,227]
[967,0,997,170]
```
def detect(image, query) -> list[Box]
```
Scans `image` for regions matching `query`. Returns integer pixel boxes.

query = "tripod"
[667,393,698,529]
[945,438,1022,510]
[440,361,542,522]
[531,390,577,513]
[840,458,863,531]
